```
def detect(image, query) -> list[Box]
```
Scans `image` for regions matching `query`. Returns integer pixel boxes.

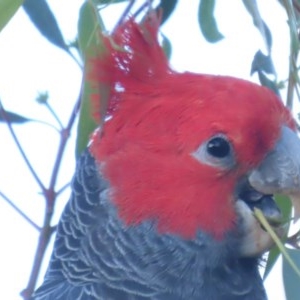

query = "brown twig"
[282,0,300,109]
[21,218,56,300]
[133,0,154,19]
[21,93,81,300]
[111,0,155,34]
[112,0,136,33]
[292,0,300,14]
[286,67,296,109]
[49,94,81,196]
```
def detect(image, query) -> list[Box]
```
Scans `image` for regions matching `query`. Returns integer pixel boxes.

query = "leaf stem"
[66,48,83,69]
[0,100,46,193]
[49,93,81,193]
[56,182,71,196]
[0,190,40,231]
[112,0,136,33]
[254,208,300,278]
[45,102,64,130]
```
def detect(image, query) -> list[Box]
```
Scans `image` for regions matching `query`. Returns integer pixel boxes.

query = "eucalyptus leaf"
[23,0,68,52]
[283,248,300,300]
[251,50,276,76]
[198,0,224,43]
[263,195,292,279]
[0,0,23,32]
[0,109,32,124]
[161,33,172,60]
[264,246,281,280]
[257,71,279,95]
[242,0,272,53]
[94,0,128,4]
[156,0,178,25]
[76,1,105,158]
[78,0,105,58]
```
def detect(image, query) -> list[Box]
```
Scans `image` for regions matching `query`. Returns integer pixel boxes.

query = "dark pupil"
[207,137,230,158]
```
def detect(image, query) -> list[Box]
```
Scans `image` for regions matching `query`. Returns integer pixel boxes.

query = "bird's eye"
[192,134,235,169]
[207,137,230,158]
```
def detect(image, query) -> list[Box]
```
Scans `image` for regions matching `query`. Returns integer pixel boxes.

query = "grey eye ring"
[192,134,235,169]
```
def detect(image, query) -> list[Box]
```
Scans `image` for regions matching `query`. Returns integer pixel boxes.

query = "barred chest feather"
[32,151,266,300]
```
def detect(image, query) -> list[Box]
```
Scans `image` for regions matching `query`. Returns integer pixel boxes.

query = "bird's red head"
[89,14,294,239]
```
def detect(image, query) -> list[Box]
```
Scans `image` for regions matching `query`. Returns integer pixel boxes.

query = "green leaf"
[0,109,31,124]
[156,0,178,25]
[275,195,293,224]
[264,246,281,280]
[257,71,279,95]
[251,50,275,76]
[0,0,23,32]
[76,77,98,158]
[22,0,68,52]
[242,0,272,53]
[78,0,105,58]
[161,33,172,60]
[263,195,292,279]
[76,1,105,158]
[198,0,224,43]
[251,50,279,95]
[255,208,300,282]
[283,248,300,300]
[94,0,128,4]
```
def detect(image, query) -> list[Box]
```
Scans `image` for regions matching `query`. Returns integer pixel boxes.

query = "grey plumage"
[31,150,267,300]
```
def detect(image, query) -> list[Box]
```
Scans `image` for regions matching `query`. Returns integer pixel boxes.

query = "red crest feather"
[90,12,170,122]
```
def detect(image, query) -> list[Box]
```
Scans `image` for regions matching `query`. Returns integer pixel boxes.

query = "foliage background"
[0,0,299,299]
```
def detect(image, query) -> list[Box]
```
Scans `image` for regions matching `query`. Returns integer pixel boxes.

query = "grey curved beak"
[249,125,300,219]
[239,125,300,256]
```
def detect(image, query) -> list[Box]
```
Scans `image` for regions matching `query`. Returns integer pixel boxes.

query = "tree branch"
[21,91,81,300]
[49,93,81,194]
[21,216,56,300]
